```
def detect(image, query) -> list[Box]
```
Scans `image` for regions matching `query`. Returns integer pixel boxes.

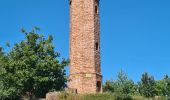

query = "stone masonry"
[69,0,102,93]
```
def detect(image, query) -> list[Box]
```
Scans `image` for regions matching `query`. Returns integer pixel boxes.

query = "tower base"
[69,73,102,94]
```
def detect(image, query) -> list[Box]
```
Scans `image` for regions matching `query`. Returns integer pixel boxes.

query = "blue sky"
[0,0,170,82]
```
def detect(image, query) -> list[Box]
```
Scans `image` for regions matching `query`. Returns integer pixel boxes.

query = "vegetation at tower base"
[51,92,169,100]
[102,70,170,100]
[0,27,68,99]
[0,29,170,100]
[138,73,170,98]
[103,69,137,99]
[138,72,157,98]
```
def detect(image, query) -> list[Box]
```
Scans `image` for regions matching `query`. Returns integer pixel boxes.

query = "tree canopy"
[0,28,68,99]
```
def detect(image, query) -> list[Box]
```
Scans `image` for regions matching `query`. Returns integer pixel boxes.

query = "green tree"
[103,80,114,92]
[114,69,136,95]
[155,75,170,97]
[0,48,5,90]
[163,75,170,96]
[0,47,5,73]
[0,28,68,99]
[138,72,156,98]
[0,47,19,99]
[103,69,136,95]
[155,80,165,96]
[0,47,4,89]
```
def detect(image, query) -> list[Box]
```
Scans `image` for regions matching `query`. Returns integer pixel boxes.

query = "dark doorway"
[96,81,101,92]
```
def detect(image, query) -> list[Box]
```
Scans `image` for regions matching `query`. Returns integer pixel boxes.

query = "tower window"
[70,0,72,5]
[96,42,99,51]
[95,6,98,14]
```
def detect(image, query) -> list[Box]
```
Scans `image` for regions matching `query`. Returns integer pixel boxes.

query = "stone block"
[46,92,60,100]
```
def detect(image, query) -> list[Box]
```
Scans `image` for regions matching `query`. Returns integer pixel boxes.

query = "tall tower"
[69,0,102,93]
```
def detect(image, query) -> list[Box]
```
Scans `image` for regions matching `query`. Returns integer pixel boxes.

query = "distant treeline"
[103,69,170,99]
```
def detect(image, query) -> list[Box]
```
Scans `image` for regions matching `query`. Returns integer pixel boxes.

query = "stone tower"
[69,0,102,93]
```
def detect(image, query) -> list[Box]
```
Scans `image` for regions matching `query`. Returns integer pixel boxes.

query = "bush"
[103,69,137,95]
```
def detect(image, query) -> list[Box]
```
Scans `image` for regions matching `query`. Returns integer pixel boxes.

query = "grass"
[56,92,170,100]
[57,92,139,100]
[58,93,115,100]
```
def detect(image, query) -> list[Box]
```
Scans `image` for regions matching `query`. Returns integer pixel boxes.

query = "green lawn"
[57,93,169,100]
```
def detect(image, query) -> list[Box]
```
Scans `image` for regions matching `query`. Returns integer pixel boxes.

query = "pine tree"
[138,72,156,98]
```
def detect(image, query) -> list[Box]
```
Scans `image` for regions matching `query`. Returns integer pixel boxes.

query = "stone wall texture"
[69,0,102,94]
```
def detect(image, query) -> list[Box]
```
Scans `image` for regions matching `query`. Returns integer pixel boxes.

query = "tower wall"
[69,0,102,93]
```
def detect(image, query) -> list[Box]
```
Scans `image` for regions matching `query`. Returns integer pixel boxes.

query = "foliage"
[155,80,167,96]
[138,72,157,98]
[0,47,6,75]
[0,28,68,99]
[163,75,170,96]
[154,75,170,98]
[103,80,114,92]
[0,47,19,99]
[115,69,136,95]
[1,28,170,99]
[103,70,170,99]
[103,69,136,95]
